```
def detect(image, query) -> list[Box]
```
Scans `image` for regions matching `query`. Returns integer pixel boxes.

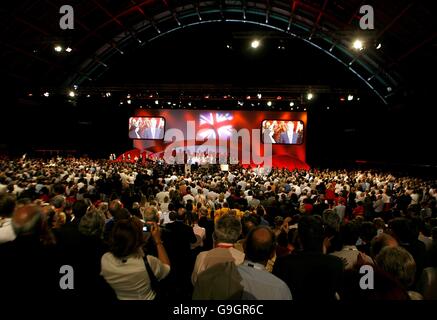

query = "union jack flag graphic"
[197,112,234,140]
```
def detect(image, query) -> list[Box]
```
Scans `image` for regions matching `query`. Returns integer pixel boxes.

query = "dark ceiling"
[0,0,436,105]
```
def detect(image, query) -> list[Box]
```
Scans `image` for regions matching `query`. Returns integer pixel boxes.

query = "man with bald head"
[0,204,58,300]
[237,226,292,300]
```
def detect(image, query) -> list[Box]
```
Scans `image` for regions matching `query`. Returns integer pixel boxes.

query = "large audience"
[1,156,437,300]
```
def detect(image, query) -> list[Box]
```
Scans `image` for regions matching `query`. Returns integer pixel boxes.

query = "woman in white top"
[101,217,170,300]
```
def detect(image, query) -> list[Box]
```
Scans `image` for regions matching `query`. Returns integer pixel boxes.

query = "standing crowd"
[1,156,436,300]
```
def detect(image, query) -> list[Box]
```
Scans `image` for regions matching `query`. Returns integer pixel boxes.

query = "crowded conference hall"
[1,0,436,302]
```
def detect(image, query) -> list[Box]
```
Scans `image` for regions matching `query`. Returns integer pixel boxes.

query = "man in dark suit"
[198,207,215,250]
[144,127,164,139]
[273,215,344,300]
[143,118,164,139]
[279,131,290,144]
[163,208,197,298]
[0,204,59,300]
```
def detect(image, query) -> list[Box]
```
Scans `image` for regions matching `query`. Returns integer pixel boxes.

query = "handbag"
[143,255,163,300]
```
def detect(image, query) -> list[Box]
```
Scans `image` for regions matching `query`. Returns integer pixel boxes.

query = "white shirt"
[101,253,170,300]
[207,191,219,201]
[410,193,419,205]
[330,245,372,270]
[0,218,16,244]
[183,194,195,204]
[160,210,172,225]
[286,125,294,144]
[191,224,206,249]
[0,184,7,195]
[237,181,247,191]
[156,191,170,204]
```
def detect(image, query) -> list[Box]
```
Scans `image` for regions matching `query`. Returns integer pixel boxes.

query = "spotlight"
[276,96,282,100]
[246,95,251,100]
[188,102,192,106]
[105,92,111,97]
[68,91,75,97]
[307,93,313,101]
[167,102,171,105]
[154,100,159,105]
[267,101,272,107]
[257,93,262,99]
[353,39,364,51]
[347,95,354,101]
[376,43,382,50]
[326,107,330,110]
[65,47,72,53]
[289,102,295,107]
[127,99,132,104]
[43,92,50,97]
[86,94,91,98]
[54,45,63,52]
[251,40,260,49]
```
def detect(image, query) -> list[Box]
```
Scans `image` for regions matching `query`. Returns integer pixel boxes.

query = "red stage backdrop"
[123,109,308,170]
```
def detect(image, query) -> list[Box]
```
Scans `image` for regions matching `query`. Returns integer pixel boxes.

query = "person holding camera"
[100,216,170,300]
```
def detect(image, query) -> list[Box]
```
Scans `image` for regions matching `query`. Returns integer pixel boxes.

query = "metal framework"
[63,0,405,104]
[2,0,434,105]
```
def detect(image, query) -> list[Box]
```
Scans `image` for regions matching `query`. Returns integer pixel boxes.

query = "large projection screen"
[129,109,307,169]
